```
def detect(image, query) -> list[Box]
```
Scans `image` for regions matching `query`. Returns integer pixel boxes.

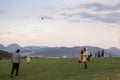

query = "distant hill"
[105,47,120,57]
[0,43,120,57]
[0,44,7,51]
[7,43,22,52]
[31,46,104,58]
[0,50,12,59]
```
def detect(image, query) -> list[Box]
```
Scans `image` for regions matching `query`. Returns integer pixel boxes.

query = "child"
[26,54,31,67]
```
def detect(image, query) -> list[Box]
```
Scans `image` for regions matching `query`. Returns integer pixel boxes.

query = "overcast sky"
[0,0,120,49]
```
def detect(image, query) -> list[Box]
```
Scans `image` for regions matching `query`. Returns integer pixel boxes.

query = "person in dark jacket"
[10,49,21,78]
[80,49,84,60]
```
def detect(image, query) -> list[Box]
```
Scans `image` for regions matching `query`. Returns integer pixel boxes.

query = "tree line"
[0,50,12,60]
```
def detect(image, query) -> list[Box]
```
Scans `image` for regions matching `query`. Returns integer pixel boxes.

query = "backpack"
[88,51,91,57]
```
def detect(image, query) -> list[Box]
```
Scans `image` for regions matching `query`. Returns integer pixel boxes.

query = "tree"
[0,50,12,60]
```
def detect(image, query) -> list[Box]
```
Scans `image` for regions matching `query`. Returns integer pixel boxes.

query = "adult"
[82,48,88,69]
[101,50,104,57]
[87,50,91,62]
[10,49,21,78]
[80,49,84,60]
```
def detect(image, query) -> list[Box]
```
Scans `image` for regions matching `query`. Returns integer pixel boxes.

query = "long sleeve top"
[82,51,88,62]
[11,53,21,63]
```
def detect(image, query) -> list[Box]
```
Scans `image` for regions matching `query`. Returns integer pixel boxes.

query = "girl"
[26,54,31,67]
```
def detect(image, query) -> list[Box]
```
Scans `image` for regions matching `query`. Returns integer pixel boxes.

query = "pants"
[84,62,87,69]
[11,63,20,76]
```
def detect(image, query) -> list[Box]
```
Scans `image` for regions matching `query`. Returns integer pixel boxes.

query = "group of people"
[95,50,104,58]
[10,48,91,78]
[78,48,92,69]
[10,49,31,78]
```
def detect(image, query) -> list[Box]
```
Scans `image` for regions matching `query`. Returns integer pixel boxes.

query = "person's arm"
[18,54,21,64]
[11,54,13,63]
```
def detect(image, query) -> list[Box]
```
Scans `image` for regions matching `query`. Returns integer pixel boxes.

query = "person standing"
[87,50,91,62]
[82,48,88,69]
[10,49,21,78]
[101,50,104,57]
[26,54,31,67]
[80,49,84,60]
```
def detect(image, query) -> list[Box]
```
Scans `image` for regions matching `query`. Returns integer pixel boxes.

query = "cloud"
[80,3,120,11]
[80,12,120,23]
[60,3,120,24]
[23,12,54,20]
[39,15,54,20]
[61,12,120,23]
[64,3,120,11]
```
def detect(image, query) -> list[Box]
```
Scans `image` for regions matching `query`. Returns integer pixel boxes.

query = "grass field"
[0,58,120,80]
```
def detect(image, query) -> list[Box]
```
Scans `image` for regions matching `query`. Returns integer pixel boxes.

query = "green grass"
[0,58,120,80]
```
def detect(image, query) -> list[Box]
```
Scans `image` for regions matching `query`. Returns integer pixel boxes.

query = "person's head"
[85,48,88,51]
[16,49,20,53]
[84,48,86,51]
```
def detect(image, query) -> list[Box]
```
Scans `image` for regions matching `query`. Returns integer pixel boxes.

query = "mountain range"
[0,43,120,57]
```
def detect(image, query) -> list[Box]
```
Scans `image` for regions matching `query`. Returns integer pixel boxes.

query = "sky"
[0,0,120,49]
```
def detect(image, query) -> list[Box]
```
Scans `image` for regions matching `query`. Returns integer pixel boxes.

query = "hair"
[16,49,20,53]
[84,48,86,51]
[81,49,84,54]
